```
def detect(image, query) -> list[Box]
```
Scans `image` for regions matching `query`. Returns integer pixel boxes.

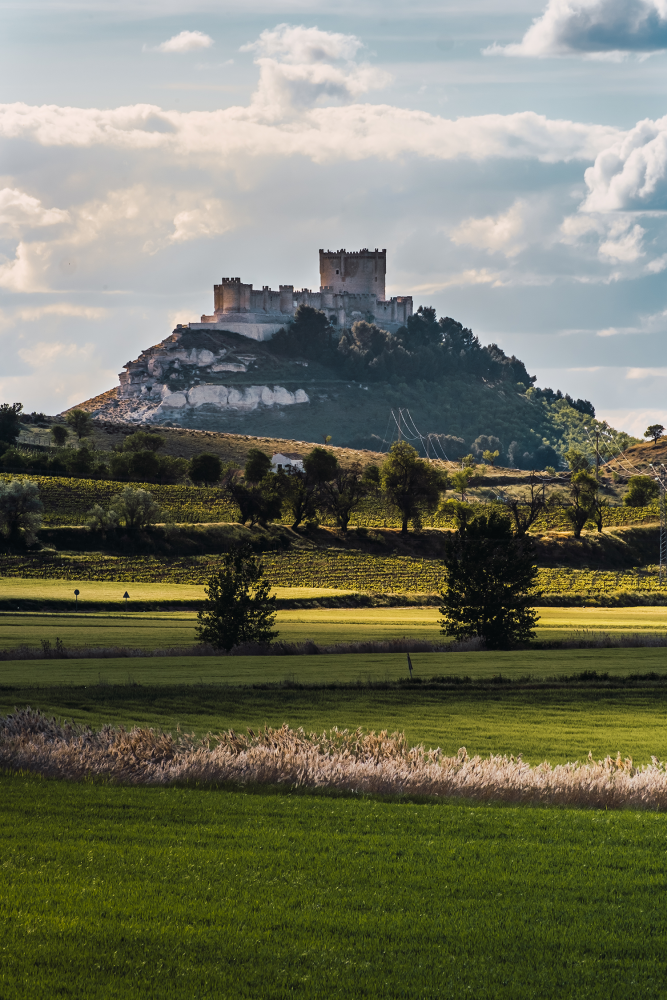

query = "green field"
[2,604,667,652]
[4,647,667,763]
[2,774,667,999]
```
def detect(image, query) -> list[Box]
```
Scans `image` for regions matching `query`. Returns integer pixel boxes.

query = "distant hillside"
[75,306,637,469]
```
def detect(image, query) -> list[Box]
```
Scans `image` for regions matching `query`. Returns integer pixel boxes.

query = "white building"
[271,452,304,473]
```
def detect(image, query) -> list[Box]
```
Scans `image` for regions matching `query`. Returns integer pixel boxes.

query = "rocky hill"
[76,309,637,467]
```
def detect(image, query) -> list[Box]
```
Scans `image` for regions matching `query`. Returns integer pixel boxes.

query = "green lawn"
[3,604,667,651]
[1,774,667,999]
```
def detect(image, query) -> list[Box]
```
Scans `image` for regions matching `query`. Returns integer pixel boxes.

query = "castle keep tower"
[319,248,386,300]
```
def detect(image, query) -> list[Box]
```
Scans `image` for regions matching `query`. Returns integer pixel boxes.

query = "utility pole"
[594,429,600,481]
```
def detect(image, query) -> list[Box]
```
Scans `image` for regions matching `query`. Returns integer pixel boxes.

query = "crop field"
[3,776,667,1000]
[2,604,667,651]
[1,472,661,532]
[3,553,667,601]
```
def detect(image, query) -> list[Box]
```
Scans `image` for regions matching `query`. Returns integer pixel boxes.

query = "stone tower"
[319,248,386,301]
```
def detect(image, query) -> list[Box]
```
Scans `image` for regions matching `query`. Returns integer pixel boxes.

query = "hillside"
[71,308,637,468]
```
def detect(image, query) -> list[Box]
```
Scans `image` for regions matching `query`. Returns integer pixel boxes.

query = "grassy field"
[2,774,667,999]
[2,604,667,651]
[4,647,667,763]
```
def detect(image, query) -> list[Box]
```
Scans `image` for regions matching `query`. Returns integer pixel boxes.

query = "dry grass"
[2,708,666,810]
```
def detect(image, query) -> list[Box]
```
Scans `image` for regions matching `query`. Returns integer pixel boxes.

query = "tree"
[245,448,272,484]
[87,504,119,534]
[450,468,474,501]
[279,470,319,529]
[66,409,93,441]
[225,474,283,527]
[303,447,338,484]
[482,449,500,466]
[196,545,278,651]
[189,453,222,485]
[562,470,598,539]
[0,477,43,545]
[319,462,369,532]
[111,487,161,529]
[500,479,547,536]
[271,305,333,359]
[51,425,68,447]
[439,508,540,650]
[564,448,591,473]
[121,430,165,453]
[624,475,660,507]
[380,441,444,534]
[645,424,665,446]
[323,434,332,446]
[0,403,22,449]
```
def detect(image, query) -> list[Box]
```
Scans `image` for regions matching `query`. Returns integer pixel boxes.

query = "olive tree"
[111,487,161,529]
[0,477,43,545]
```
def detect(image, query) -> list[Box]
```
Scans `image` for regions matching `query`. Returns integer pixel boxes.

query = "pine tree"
[196,545,278,651]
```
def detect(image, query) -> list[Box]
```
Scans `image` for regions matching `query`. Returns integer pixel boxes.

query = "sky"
[3,0,667,437]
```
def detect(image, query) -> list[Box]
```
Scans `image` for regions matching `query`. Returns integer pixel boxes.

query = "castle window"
[335,269,339,274]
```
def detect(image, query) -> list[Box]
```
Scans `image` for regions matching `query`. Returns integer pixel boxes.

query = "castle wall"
[201,250,411,340]
[319,249,386,300]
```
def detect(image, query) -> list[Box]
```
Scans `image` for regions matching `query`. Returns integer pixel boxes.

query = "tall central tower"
[319,248,386,301]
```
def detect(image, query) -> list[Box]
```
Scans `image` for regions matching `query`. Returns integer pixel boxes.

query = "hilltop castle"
[189,248,414,341]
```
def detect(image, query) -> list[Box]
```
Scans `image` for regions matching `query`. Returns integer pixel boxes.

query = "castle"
[189,249,414,341]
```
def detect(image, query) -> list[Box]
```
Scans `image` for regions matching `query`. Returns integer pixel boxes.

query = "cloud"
[241,24,390,119]
[450,200,526,256]
[0,187,69,236]
[17,339,95,368]
[598,221,646,261]
[143,199,232,253]
[582,116,667,211]
[486,0,667,59]
[0,101,623,167]
[412,269,504,292]
[0,185,235,290]
[0,304,108,329]
[152,31,214,54]
[626,366,667,377]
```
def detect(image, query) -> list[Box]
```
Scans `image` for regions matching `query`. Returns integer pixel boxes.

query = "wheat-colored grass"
[3,709,666,810]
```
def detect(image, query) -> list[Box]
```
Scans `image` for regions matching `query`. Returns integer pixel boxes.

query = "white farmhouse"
[271,452,304,473]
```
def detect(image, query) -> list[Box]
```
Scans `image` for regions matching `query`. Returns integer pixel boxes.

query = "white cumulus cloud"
[486,0,667,59]
[582,116,667,210]
[241,24,390,118]
[153,31,214,54]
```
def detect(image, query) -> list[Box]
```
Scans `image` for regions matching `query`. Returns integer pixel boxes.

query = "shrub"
[624,476,661,508]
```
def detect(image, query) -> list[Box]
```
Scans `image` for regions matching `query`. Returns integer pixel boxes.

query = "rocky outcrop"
[86,327,311,427]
